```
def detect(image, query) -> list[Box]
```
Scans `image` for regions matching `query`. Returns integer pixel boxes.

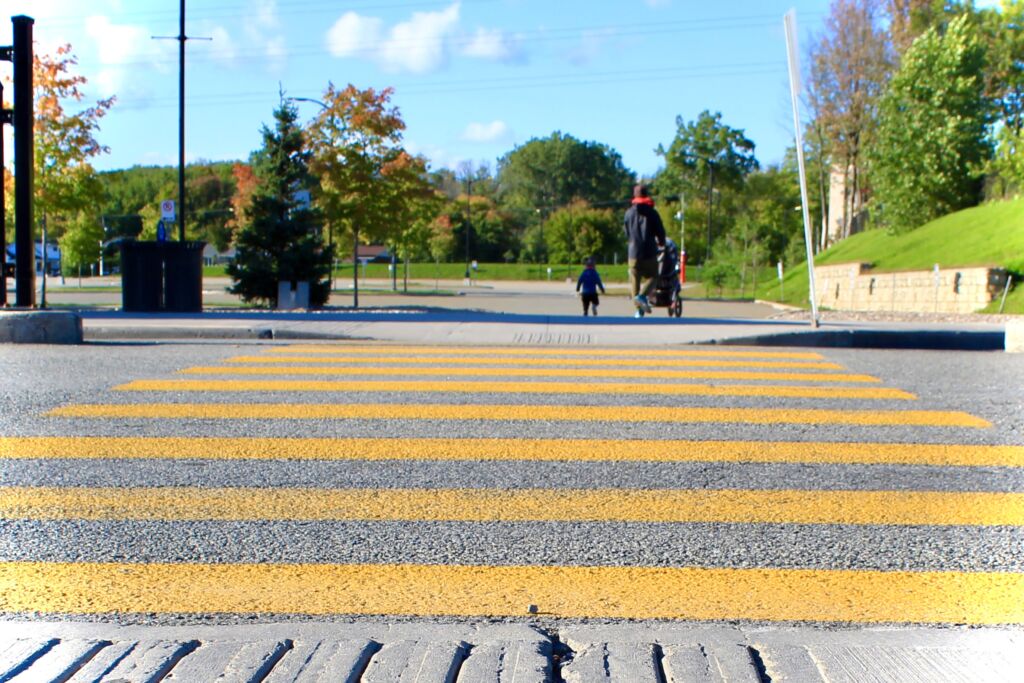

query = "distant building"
[352,245,390,264]
[202,244,236,266]
[4,242,61,277]
[827,165,869,249]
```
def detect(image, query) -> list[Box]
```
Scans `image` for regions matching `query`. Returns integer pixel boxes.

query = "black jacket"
[623,201,666,260]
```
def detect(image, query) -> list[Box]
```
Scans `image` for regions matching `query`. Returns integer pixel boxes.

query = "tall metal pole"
[13,15,34,307]
[0,81,8,306]
[352,226,359,309]
[464,176,472,280]
[705,162,714,262]
[784,10,820,327]
[178,0,186,242]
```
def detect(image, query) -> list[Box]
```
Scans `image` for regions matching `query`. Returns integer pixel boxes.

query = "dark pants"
[628,258,658,301]
[581,292,599,315]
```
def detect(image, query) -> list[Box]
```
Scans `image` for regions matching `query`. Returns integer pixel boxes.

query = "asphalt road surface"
[38,276,779,319]
[0,340,1022,678]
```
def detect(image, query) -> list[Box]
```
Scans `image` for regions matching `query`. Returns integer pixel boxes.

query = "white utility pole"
[784,9,820,328]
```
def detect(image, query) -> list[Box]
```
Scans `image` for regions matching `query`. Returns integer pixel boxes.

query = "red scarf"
[631,197,655,206]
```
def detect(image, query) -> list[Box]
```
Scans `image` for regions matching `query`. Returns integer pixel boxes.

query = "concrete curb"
[1007,318,1024,352]
[1,621,1019,682]
[0,310,83,344]
[719,328,1007,351]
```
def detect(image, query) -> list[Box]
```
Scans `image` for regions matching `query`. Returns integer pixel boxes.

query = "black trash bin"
[120,241,205,312]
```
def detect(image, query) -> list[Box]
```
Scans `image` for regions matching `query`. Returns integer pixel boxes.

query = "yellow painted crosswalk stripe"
[115,379,915,400]
[2,561,1021,623]
[269,345,827,360]
[227,355,866,376]
[48,403,990,427]
[2,436,1021,467]
[5,486,1022,526]
[202,364,877,382]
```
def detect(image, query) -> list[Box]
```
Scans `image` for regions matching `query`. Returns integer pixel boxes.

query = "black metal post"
[178,0,186,241]
[464,177,471,279]
[352,227,359,309]
[705,162,714,263]
[13,15,34,307]
[0,80,7,306]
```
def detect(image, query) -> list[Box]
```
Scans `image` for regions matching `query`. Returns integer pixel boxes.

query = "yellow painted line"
[47,403,992,428]
[2,437,1022,467]
[1,561,1021,624]
[269,344,826,360]
[200,364,878,383]
[227,355,865,377]
[4,486,1023,526]
[115,379,915,401]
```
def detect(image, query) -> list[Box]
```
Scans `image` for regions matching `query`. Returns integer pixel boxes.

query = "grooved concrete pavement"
[2,622,1022,682]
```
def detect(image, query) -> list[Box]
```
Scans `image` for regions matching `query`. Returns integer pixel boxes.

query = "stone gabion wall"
[813,263,1009,314]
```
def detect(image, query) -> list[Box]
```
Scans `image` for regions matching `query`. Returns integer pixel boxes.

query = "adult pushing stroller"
[649,238,684,317]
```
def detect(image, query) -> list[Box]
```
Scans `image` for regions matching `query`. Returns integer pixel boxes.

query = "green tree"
[227,100,332,307]
[306,83,434,263]
[984,0,1024,195]
[807,0,891,245]
[57,211,103,275]
[3,45,114,245]
[544,200,620,266]
[870,14,992,232]
[654,110,758,262]
[496,132,635,212]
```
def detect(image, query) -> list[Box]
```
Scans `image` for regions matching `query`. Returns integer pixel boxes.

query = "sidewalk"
[2,620,1021,681]
[77,307,1009,350]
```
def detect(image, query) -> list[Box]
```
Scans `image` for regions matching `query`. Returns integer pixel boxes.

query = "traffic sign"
[160,200,175,221]
[156,220,167,242]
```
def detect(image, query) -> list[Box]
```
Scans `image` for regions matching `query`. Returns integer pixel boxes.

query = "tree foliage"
[306,83,435,260]
[807,0,891,244]
[3,45,114,249]
[544,200,621,265]
[655,110,758,263]
[656,110,758,197]
[869,14,992,231]
[31,45,114,228]
[227,101,332,306]
[496,132,635,212]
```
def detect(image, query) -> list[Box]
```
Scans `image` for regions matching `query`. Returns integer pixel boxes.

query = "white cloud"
[380,3,460,73]
[461,120,511,143]
[84,15,175,98]
[326,12,384,58]
[461,27,525,63]
[201,24,239,66]
[567,27,616,66]
[325,2,464,74]
[243,0,288,64]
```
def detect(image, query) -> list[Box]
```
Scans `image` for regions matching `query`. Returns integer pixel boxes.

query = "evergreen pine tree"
[227,100,332,306]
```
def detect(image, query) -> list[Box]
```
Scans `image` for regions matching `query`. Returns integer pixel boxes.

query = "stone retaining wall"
[813,263,1009,314]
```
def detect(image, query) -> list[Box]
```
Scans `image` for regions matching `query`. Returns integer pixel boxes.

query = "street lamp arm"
[287,96,328,110]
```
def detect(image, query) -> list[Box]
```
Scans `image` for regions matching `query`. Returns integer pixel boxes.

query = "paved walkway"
[3,621,1021,681]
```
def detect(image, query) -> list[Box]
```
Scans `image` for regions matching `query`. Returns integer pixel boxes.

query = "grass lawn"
[755,198,1024,314]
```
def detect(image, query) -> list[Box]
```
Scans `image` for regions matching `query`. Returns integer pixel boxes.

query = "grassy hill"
[756,198,1024,314]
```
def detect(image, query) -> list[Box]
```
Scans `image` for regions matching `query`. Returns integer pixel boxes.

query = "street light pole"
[464,176,472,280]
[286,96,343,299]
[705,161,714,262]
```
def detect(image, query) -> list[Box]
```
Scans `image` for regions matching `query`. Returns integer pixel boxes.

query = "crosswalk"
[2,342,1023,630]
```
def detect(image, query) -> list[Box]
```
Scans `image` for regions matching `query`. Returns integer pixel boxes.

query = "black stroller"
[649,239,683,317]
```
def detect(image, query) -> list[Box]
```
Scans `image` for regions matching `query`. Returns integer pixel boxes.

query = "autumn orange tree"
[7,44,115,270]
[305,84,439,272]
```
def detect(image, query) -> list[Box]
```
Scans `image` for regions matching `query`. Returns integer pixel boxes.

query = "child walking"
[576,257,606,316]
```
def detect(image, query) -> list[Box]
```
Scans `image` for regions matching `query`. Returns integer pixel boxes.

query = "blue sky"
[1,0,1004,178]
